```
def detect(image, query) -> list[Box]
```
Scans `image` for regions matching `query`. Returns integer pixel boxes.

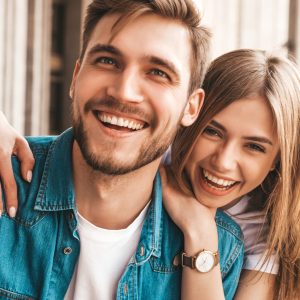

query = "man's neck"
[72,142,160,229]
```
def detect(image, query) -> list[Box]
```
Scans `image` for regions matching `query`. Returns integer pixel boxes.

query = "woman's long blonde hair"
[171,49,300,299]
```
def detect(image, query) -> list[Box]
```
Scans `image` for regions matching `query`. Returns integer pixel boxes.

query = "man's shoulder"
[26,135,58,156]
[216,209,243,241]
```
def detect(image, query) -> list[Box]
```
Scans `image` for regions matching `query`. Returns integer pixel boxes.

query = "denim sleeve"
[216,210,245,300]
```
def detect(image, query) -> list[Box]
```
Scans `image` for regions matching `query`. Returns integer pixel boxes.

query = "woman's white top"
[226,195,279,274]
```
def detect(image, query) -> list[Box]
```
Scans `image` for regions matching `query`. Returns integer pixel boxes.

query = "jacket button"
[140,246,145,256]
[63,247,72,255]
[123,283,128,295]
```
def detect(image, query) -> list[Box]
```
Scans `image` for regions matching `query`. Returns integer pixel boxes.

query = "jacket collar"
[133,173,163,262]
[34,128,76,211]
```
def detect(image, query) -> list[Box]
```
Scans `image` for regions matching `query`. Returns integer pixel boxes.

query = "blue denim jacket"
[0,129,244,300]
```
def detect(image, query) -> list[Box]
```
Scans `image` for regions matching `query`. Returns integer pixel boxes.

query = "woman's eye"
[203,127,222,138]
[149,69,170,79]
[247,143,266,153]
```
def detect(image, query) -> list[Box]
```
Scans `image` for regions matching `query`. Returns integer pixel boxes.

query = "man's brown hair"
[80,0,211,94]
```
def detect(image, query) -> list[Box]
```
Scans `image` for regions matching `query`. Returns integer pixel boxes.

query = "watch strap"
[181,252,196,269]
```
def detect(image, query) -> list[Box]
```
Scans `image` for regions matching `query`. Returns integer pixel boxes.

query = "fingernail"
[0,210,2,218]
[9,207,16,218]
[27,170,32,183]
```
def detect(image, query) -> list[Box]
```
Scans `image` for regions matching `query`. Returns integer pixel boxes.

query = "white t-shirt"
[226,195,279,274]
[64,204,149,300]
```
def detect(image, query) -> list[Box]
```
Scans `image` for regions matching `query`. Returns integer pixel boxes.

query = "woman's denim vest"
[0,129,244,299]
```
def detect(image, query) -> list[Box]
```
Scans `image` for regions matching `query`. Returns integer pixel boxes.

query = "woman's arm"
[0,111,35,217]
[161,167,275,299]
[234,270,275,300]
[160,167,225,300]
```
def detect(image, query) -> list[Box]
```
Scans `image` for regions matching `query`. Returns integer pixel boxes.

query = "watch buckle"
[180,252,186,268]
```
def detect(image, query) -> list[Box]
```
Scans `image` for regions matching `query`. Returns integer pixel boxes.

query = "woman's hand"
[0,111,35,217]
[160,166,225,300]
[160,166,217,244]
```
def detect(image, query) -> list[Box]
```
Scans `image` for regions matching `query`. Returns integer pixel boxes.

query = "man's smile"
[92,110,149,135]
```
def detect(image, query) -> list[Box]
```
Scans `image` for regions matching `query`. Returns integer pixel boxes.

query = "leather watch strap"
[181,252,196,269]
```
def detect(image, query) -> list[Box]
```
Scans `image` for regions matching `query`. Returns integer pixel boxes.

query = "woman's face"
[185,96,279,208]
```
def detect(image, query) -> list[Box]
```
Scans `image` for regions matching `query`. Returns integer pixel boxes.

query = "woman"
[162,49,300,299]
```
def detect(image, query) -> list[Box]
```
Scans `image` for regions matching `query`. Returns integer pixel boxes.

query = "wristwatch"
[179,250,219,273]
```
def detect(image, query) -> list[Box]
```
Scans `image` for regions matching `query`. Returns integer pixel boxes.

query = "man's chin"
[81,150,161,175]
[83,156,139,175]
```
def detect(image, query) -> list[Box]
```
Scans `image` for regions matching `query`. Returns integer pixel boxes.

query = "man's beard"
[73,99,179,175]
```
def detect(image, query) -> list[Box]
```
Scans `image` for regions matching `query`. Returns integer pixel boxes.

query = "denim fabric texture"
[0,128,244,300]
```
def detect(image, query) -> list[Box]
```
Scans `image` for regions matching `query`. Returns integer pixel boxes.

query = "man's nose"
[107,67,144,104]
[211,143,238,173]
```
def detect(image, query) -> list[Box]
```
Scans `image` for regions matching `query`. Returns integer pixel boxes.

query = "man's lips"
[93,111,148,132]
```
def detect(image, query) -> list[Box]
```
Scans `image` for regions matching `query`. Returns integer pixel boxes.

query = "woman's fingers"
[0,155,18,218]
[15,137,35,183]
[0,111,35,217]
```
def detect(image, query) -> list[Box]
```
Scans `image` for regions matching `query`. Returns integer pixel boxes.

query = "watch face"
[195,251,215,273]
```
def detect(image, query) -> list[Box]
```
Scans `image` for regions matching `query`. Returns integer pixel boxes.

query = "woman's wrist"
[183,221,219,254]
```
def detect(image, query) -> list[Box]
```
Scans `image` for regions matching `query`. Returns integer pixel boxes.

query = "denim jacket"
[0,128,244,300]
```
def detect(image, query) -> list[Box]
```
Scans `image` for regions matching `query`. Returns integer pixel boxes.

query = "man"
[0,1,243,299]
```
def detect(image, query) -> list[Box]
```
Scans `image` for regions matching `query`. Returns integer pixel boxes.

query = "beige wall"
[200,0,289,58]
[0,0,51,135]
[0,0,28,134]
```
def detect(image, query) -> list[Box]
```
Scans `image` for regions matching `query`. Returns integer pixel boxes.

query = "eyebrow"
[210,120,274,146]
[243,136,273,146]
[87,44,122,57]
[147,56,180,80]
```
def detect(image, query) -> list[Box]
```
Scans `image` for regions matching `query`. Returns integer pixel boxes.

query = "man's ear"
[180,88,205,127]
[69,60,81,99]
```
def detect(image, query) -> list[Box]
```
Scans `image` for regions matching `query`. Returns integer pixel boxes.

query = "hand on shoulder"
[0,111,35,217]
[160,166,217,241]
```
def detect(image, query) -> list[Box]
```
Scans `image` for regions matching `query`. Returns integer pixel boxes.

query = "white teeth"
[111,116,117,125]
[203,169,236,187]
[217,179,224,185]
[98,113,144,131]
[117,118,124,127]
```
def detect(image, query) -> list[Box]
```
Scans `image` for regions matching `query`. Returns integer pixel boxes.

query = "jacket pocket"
[0,288,35,300]
[149,256,180,274]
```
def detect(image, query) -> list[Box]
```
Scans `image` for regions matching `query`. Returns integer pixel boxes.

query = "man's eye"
[95,57,118,66]
[203,127,222,138]
[149,69,170,79]
[247,143,266,153]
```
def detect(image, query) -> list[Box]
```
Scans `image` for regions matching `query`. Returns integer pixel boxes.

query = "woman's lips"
[198,168,240,196]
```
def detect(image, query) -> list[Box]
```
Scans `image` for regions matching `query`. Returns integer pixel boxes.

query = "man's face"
[71,13,201,175]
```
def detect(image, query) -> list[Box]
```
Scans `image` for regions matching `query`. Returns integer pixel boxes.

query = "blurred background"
[0,0,299,135]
